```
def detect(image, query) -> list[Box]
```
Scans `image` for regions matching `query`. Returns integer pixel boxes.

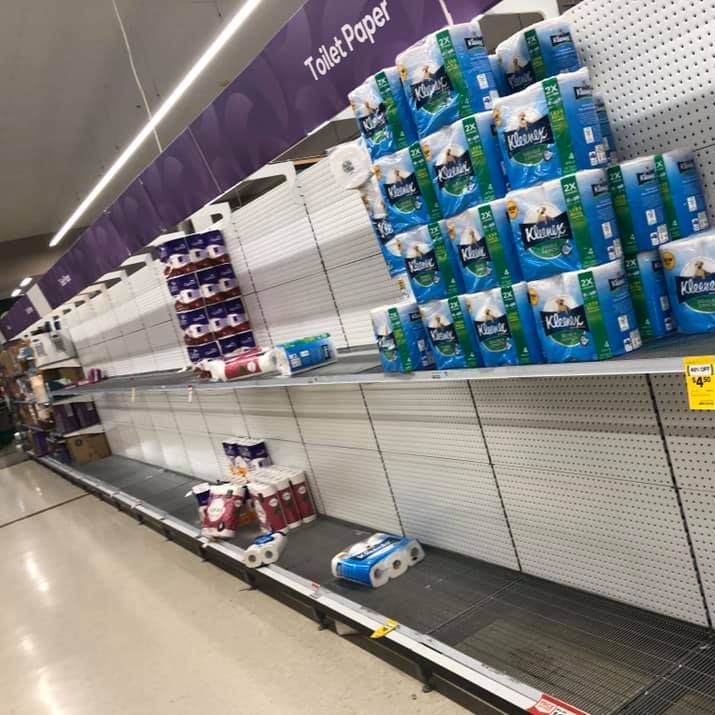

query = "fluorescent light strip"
[11,289,22,298]
[49,0,264,247]
[19,277,32,287]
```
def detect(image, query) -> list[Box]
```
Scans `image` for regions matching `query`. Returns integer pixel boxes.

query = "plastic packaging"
[371,302,435,373]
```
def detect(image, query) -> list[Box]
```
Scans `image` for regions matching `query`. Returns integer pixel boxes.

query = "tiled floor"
[0,461,466,715]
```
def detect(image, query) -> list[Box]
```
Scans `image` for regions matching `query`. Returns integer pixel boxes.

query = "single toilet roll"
[660,230,715,334]
[608,156,670,255]
[655,148,710,240]
[328,139,373,190]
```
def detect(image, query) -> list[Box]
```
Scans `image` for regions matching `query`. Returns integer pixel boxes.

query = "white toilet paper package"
[358,177,405,277]
[624,251,676,340]
[594,95,617,165]
[529,260,642,362]
[462,282,543,367]
[371,302,435,373]
[607,157,670,255]
[398,223,463,303]
[244,532,287,568]
[496,17,581,94]
[420,297,480,370]
[507,169,621,281]
[443,199,522,293]
[655,149,710,240]
[660,231,715,334]
[373,145,442,234]
[349,67,417,159]
[272,334,337,376]
[421,111,506,218]
[331,534,425,588]
[396,21,496,138]
[494,68,604,191]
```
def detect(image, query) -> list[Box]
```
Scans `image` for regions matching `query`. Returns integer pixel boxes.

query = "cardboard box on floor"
[66,433,111,465]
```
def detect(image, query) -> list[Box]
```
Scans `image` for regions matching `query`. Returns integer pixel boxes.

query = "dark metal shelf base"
[37,454,715,715]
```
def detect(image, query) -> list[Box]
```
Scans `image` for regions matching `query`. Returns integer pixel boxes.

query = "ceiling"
[1,0,307,297]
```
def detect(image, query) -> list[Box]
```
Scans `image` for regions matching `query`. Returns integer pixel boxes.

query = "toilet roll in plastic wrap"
[373,145,442,233]
[608,157,671,255]
[419,298,480,370]
[496,17,581,94]
[529,259,642,362]
[201,484,244,539]
[396,21,497,138]
[272,334,337,375]
[594,96,617,165]
[655,148,710,240]
[507,169,621,281]
[244,532,287,568]
[660,231,715,334]
[358,177,405,277]
[421,111,506,218]
[331,534,424,588]
[349,67,417,159]
[443,199,522,293]
[397,223,463,303]
[489,54,509,96]
[494,68,604,191]
[207,349,275,381]
[624,251,676,340]
[462,282,543,366]
[328,139,373,190]
[371,302,435,373]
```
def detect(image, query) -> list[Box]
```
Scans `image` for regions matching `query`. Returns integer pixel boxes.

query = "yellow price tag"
[370,618,399,639]
[684,356,715,410]
[130,387,136,403]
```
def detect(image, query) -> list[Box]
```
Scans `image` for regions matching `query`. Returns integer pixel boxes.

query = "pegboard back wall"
[569,0,715,214]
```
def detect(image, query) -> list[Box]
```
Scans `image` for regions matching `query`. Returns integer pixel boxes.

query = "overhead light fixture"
[19,276,32,287]
[11,289,21,298]
[49,0,264,248]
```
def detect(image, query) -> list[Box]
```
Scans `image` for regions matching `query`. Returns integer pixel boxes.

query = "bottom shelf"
[38,454,715,715]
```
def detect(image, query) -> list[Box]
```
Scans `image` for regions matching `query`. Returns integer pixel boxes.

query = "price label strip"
[684,356,715,410]
[528,694,591,715]
[370,618,399,639]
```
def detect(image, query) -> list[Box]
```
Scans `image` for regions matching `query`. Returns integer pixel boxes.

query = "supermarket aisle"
[0,462,467,715]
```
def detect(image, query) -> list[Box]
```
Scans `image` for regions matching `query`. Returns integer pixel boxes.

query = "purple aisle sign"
[38,238,98,309]
[0,296,41,338]
[75,220,133,282]
[107,179,166,253]
[140,129,222,228]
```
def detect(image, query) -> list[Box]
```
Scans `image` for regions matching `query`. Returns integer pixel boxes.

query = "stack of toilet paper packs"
[330,16,714,368]
[332,533,425,588]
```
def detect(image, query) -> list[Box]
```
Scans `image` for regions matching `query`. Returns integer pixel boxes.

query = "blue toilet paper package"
[349,67,417,160]
[608,157,670,255]
[359,177,405,277]
[489,54,509,96]
[494,69,602,191]
[660,231,715,334]
[396,22,497,138]
[373,144,442,234]
[507,183,581,280]
[594,95,617,165]
[462,282,543,366]
[397,223,463,303]
[419,297,480,369]
[496,18,581,94]
[655,149,710,240]
[528,259,642,362]
[442,199,522,293]
[371,302,435,372]
[543,169,623,265]
[554,68,606,172]
[421,112,506,217]
[624,250,676,340]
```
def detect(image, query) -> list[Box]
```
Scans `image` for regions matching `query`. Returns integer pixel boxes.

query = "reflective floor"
[0,461,466,715]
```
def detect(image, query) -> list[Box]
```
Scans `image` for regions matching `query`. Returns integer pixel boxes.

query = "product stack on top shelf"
[329,15,713,373]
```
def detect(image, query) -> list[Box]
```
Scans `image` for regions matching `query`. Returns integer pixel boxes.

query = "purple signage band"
[24,0,496,330]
